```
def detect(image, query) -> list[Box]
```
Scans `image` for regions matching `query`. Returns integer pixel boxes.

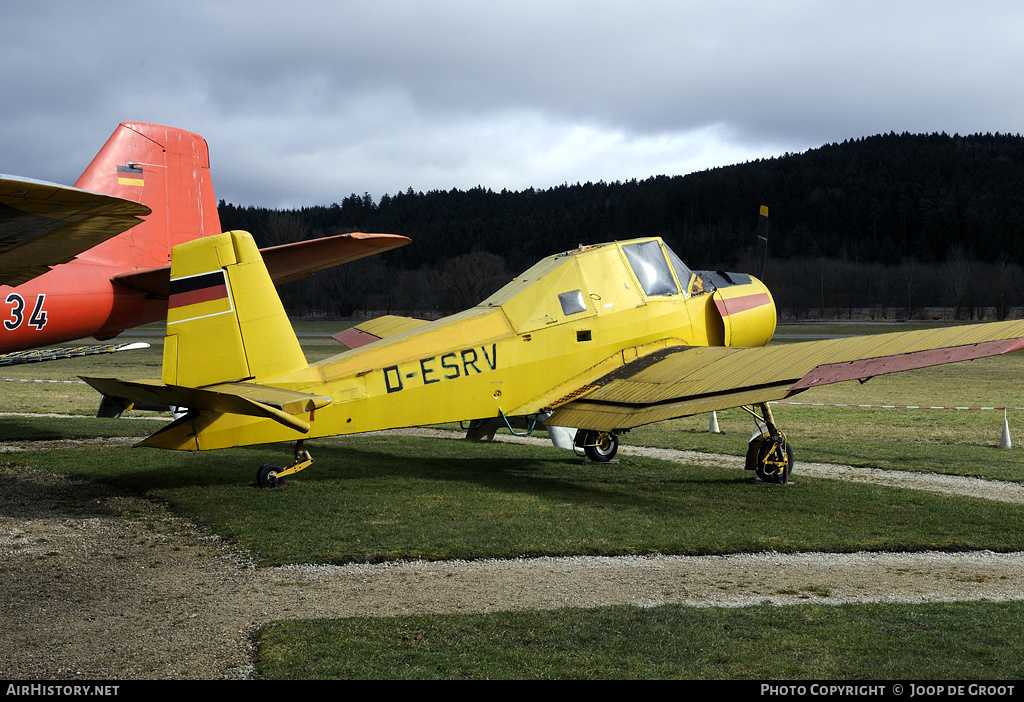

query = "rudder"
[162,230,308,387]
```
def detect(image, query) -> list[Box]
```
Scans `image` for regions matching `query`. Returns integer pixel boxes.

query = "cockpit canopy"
[481,238,697,334]
[621,240,693,298]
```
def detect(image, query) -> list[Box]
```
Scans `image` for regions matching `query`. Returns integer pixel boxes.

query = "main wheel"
[257,462,283,489]
[583,430,618,462]
[750,438,794,484]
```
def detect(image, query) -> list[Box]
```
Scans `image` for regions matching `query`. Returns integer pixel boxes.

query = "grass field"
[5,320,1024,679]
[17,429,1024,566]
[255,602,1024,680]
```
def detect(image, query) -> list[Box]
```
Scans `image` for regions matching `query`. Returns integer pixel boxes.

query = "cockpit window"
[622,241,679,297]
[664,244,693,292]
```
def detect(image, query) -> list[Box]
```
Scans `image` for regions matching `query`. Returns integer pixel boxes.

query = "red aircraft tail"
[72,122,222,270]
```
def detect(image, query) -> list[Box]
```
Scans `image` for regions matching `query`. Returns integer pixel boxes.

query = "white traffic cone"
[1000,410,1012,449]
[709,411,721,434]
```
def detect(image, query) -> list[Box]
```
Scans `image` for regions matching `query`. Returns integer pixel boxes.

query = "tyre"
[753,439,794,484]
[257,462,283,488]
[583,431,618,462]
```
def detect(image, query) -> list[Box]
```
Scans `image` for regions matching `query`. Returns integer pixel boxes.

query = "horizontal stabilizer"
[110,231,411,298]
[80,376,331,433]
[0,342,149,366]
[333,315,431,348]
[260,231,411,286]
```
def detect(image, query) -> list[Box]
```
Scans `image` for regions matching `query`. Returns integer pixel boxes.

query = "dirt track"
[2,432,1024,679]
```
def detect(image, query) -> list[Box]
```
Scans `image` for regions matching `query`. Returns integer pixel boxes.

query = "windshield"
[622,241,680,297]
[664,244,692,291]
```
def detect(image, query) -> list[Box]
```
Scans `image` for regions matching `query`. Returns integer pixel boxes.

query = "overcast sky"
[3,1,1024,208]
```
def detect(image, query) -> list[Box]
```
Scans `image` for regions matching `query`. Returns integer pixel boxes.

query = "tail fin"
[162,230,308,387]
[73,122,222,270]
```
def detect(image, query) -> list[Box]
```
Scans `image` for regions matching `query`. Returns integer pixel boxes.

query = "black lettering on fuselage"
[441,353,460,379]
[461,348,479,375]
[482,343,497,370]
[384,344,498,393]
[420,357,440,384]
[384,365,403,393]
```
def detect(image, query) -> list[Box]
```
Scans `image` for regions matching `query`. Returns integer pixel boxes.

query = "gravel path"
[2,430,1024,680]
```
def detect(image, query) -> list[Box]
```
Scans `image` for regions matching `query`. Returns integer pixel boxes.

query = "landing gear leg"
[256,440,314,488]
[743,403,794,484]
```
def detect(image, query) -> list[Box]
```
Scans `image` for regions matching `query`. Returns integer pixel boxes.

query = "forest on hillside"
[218,131,1024,321]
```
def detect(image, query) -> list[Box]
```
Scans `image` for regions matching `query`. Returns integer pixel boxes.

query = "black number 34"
[5,293,48,331]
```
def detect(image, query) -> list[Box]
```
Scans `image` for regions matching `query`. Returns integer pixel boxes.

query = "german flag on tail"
[167,270,233,324]
[116,164,145,187]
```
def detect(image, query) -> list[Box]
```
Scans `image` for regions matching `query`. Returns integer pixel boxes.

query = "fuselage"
[0,262,164,352]
[179,237,777,449]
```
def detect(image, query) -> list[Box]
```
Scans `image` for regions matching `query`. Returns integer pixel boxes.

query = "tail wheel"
[583,430,619,462]
[748,436,794,484]
[257,462,283,489]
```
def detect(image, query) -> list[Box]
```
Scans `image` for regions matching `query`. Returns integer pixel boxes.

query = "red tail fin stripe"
[168,284,228,309]
[168,270,228,309]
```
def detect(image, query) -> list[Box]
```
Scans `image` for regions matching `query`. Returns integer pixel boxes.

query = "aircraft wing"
[110,231,411,298]
[332,314,432,348]
[0,175,152,286]
[546,320,1024,432]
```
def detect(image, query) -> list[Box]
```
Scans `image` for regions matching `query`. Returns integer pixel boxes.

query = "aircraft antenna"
[755,205,769,279]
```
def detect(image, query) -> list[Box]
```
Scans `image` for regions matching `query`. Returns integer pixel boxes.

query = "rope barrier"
[0,378,86,384]
[772,402,1023,410]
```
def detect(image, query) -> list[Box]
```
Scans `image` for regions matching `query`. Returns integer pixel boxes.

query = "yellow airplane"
[83,210,1024,487]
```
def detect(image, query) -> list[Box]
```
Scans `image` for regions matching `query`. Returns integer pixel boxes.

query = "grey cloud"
[4,1,1024,205]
